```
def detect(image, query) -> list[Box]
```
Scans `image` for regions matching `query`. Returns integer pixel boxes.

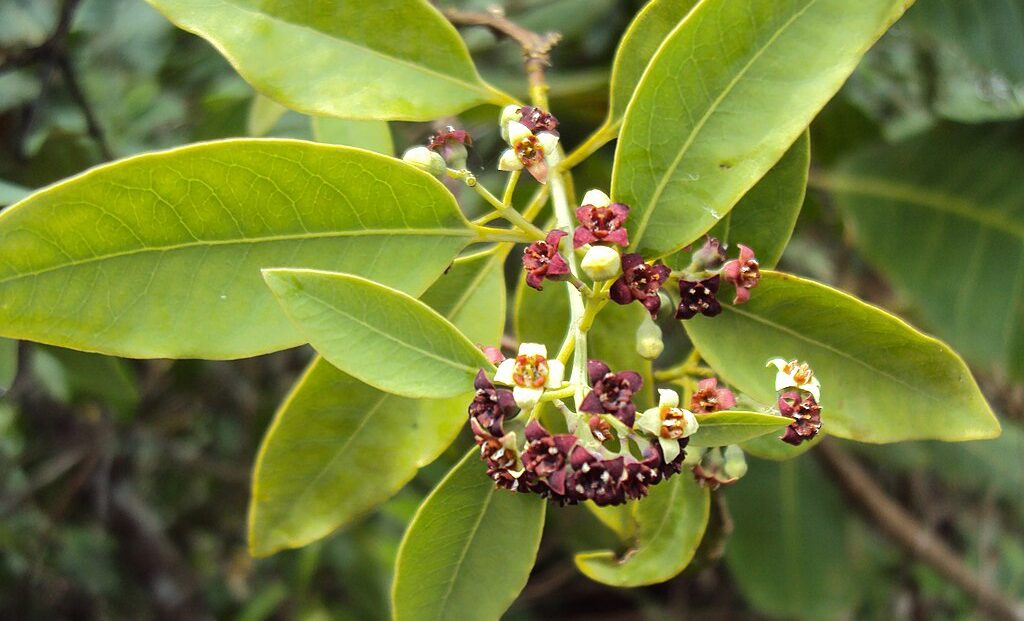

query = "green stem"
[450,168,546,240]
[473,226,534,244]
[550,171,589,407]
[502,169,521,206]
[539,385,576,403]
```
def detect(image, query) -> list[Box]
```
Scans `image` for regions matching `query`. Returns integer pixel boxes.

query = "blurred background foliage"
[0,0,1022,619]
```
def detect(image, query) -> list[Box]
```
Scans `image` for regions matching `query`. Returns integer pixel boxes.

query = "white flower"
[580,245,621,281]
[401,146,445,177]
[499,120,560,183]
[580,189,611,208]
[767,358,821,401]
[493,343,565,410]
[636,389,699,463]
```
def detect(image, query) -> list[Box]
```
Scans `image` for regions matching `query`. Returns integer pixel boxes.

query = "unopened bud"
[581,188,611,208]
[722,445,747,479]
[402,146,446,177]
[635,314,664,360]
[500,104,522,142]
[580,245,621,281]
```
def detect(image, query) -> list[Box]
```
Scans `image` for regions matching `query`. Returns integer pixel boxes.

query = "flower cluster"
[674,237,763,321]
[768,358,823,445]
[467,351,698,506]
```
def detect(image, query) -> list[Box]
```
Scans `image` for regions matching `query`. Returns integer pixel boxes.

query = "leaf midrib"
[434,486,495,620]
[0,227,473,286]
[214,0,491,98]
[627,0,823,252]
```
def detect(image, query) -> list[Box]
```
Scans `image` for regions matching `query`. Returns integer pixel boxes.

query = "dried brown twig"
[817,440,1024,621]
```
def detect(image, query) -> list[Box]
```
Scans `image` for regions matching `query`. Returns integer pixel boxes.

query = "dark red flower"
[478,345,505,365]
[621,449,662,500]
[721,244,761,304]
[609,254,671,317]
[568,447,627,506]
[778,390,822,445]
[579,359,643,427]
[468,369,517,436]
[517,105,559,135]
[523,229,570,290]
[520,420,577,495]
[675,275,722,320]
[690,377,736,413]
[427,126,472,151]
[573,202,630,248]
[655,437,689,480]
[588,415,614,443]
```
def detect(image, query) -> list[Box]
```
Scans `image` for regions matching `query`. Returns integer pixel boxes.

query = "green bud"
[722,445,748,479]
[401,146,446,177]
[635,314,664,360]
[580,245,621,281]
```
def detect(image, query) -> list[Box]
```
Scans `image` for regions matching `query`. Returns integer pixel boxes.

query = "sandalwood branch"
[817,440,1024,621]
[443,7,561,104]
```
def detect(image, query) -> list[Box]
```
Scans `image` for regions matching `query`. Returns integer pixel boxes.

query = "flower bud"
[401,146,446,177]
[635,314,664,361]
[500,104,522,141]
[580,189,611,208]
[722,445,747,479]
[580,245,621,281]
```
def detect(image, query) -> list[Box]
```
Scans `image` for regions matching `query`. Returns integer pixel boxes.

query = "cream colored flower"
[493,343,565,410]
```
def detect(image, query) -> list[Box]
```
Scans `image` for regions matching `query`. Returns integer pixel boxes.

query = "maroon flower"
[690,377,736,413]
[588,415,614,443]
[778,390,822,446]
[675,275,722,320]
[568,447,627,506]
[520,420,577,495]
[573,202,630,248]
[621,449,662,500]
[468,369,517,436]
[655,437,689,480]
[610,254,671,317]
[470,418,517,470]
[579,359,643,427]
[428,126,472,152]
[523,229,570,290]
[721,244,761,304]
[478,345,505,365]
[517,105,559,135]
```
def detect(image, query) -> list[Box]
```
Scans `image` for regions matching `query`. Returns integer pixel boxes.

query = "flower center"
[513,354,550,388]
[514,135,544,166]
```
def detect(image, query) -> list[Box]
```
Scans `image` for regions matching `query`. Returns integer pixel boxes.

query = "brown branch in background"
[443,6,561,105]
[817,440,1024,621]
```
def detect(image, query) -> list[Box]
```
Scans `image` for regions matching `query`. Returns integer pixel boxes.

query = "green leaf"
[146,0,509,120]
[247,94,288,137]
[612,0,912,258]
[264,269,490,399]
[0,339,16,396]
[249,250,506,556]
[392,449,545,621]
[685,271,1000,443]
[0,140,473,359]
[727,457,866,621]
[606,0,700,128]
[689,411,792,448]
[312,117,394,156]
[575,474,709,587]
[667,130,810,271]
[819,125,1024,380]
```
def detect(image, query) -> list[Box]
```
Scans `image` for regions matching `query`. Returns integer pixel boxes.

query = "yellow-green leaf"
[392,449,545,621]
[613,0,913,258]
[689,411,792,448]
[0,140,473,359]
[685,271,1000,443]
[263,269,491,399]
[146,0,509,120]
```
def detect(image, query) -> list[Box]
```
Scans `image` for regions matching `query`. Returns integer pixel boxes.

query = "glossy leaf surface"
[146,0,507,120]
[312,117,394,155]
[613,0,912,258]
[392,450,545,621]
[249,251,505,556]
[685,272,999,443]
[689,411,792,448]
[0,140,473,359]
[264,270,490,399]
[575,474,709,586]
[822,125,1024,379]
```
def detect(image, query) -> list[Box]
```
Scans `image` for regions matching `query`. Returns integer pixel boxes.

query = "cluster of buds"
[768,358,823,445]
[675,237,762,321]
[467,351,700,506]
[499,105,561,183]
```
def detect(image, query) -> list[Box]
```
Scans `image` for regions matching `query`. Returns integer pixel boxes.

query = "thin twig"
[57,55,112,159]
[817,440,1024,621]
[443,7,561,104]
